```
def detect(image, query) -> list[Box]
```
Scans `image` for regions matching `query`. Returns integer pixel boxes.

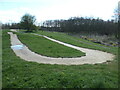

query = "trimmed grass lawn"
[17,32,85,58]
[37,31,118,55]
[2,30,118,88]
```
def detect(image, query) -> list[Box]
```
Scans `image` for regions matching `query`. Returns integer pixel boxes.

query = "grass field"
[16,32,85,58]
[37,31,118,55]
[2,30,118,88]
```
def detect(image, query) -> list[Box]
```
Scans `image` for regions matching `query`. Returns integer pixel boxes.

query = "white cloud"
[0,0,119,23]
[0,7,30,23]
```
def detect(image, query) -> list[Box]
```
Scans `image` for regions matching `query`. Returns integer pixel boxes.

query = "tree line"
[1,13,118,38]
[41,17,118,36]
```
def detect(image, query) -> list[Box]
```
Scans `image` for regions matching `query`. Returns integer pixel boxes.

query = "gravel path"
[8,32,115,65]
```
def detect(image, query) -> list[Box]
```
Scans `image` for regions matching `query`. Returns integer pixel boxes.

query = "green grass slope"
[17,33,85,58]
[37,31,118,55]
[2,30,118,88]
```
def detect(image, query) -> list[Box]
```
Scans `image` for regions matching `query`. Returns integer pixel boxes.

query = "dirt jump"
[8,31,115,65]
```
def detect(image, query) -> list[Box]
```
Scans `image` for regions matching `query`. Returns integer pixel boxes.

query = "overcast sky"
[0,0,119,24]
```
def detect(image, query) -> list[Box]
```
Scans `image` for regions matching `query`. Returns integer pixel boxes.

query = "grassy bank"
[2,30,118,88]
[17,32,85,58]
[69,32,118,47]
[37,31,118,55]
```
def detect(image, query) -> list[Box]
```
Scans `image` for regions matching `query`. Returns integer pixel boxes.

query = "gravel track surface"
[8,31,115,65]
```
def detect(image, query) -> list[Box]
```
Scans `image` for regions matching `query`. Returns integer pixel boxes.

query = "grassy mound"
[37,31,118,55]
[2,30,118,88]
[17,32,85,58]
